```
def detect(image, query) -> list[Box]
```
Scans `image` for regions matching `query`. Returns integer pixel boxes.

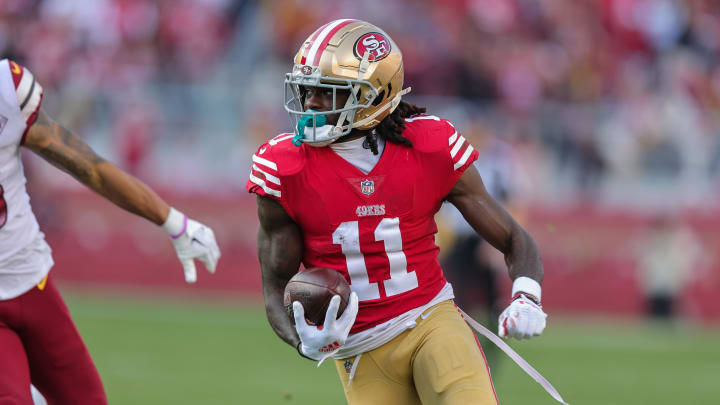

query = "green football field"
[64,291,720,405]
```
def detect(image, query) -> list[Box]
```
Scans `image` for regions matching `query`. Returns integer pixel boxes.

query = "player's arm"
[446,164,546,339]
[446,164,543,285]
[25,109,169,224]
[256,195,304,348]
[23,109,220,282]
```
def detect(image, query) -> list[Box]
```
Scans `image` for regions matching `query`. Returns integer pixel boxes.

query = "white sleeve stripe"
[249,173,281,197]
[16,69,34,105]
[252,154,278,171]
[405,115,440,122]
[454,145,474,170]
[252,165,280,185]
[19,76,35,109]
[448,131,458,145]
[450,136,466,158]
[269,134,294,146]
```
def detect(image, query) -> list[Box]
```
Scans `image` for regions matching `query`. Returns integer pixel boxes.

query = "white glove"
[293,292,359,362]
[498,294,547,340]
[162,207,221,283]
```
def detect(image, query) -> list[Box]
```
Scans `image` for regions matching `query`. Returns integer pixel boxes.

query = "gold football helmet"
[284,19,410,146]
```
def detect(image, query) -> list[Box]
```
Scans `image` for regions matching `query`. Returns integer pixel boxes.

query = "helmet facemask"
[284,55,379,147]
[285,20,411,146]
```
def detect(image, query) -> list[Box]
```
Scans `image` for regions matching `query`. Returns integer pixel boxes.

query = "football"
[284,267,351,326]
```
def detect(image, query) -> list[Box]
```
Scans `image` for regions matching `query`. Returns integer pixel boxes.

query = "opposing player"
[0,59,220,404]
[248,20,546,404]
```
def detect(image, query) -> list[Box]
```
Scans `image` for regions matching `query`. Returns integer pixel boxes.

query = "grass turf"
[64,293,720,405]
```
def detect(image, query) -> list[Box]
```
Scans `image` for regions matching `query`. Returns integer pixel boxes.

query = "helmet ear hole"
[371,83,393,107]
[372,89,385,106]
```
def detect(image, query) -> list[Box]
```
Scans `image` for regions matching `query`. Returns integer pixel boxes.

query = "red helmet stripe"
[300,21,332,62]
[306,19,359,66]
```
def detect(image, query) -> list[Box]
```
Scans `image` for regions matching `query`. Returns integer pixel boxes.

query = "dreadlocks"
[365,101,426,155]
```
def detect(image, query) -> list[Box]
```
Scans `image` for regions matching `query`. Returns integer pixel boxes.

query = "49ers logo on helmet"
[354,32,391,62]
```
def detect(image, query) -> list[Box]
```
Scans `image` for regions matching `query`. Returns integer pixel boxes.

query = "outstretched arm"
[24,109,169,224]
[256,195,303,347]
[23,109,220,282]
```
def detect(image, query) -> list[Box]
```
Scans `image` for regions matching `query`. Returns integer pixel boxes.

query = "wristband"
[511,277,542,303]
[511,293,541,306]
[162,207,187,239]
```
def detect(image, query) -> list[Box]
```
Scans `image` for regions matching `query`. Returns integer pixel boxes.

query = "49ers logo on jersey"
[354,32,391,62]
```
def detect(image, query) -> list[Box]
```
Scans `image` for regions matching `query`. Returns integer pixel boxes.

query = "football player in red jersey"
[0,59,220,404]
[247,20,546,405]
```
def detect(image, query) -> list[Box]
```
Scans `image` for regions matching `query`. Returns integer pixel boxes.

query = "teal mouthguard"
[293,110,327,147]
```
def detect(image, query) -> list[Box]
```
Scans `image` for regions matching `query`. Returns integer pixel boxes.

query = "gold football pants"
[334,300,498,405]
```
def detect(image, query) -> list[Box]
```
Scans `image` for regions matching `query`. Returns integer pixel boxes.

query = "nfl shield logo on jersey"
[360,179,375,195]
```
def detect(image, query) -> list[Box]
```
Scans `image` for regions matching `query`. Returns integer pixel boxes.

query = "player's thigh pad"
[18,276,107,405]
[412,301,498,405]
[335,333,421,405]
[0,324,33,404]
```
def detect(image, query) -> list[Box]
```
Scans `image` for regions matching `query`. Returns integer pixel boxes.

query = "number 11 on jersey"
[332,218,418,302]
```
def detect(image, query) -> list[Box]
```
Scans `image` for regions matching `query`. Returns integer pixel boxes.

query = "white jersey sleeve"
[0,59,51,300]
[7,60,43,138]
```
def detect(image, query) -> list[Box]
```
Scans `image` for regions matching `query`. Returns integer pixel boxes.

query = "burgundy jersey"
[247,115,478,333]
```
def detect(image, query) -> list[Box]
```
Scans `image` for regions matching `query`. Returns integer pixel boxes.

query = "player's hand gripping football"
[498,293,547,340]
[162,207,221,283]
[293,292,359,362]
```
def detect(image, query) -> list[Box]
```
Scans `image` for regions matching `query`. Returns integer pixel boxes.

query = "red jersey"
[246,115,478,333]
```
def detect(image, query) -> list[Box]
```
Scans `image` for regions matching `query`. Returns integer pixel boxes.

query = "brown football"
[284,267,351,326]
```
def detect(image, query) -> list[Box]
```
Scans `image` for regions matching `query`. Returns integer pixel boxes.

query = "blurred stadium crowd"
[2,0,719,320]
[271,0,720,210]
[2,0,719,210]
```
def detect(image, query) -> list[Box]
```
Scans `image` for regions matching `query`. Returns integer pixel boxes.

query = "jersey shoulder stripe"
[403,114,478,172]
[453,143,475,171]
[402,114,455,153]
[250,152,281,197]
[4,60,43,127]
[259,133,307,175]
[249,171,281,197]
[246,133,305,200]
[252,153,278,171]
[448,132,475,171]
[405,114,441,123]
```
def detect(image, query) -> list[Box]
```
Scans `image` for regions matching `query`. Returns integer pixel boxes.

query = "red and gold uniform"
[248,116,477,332]
[248,115,499,404]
